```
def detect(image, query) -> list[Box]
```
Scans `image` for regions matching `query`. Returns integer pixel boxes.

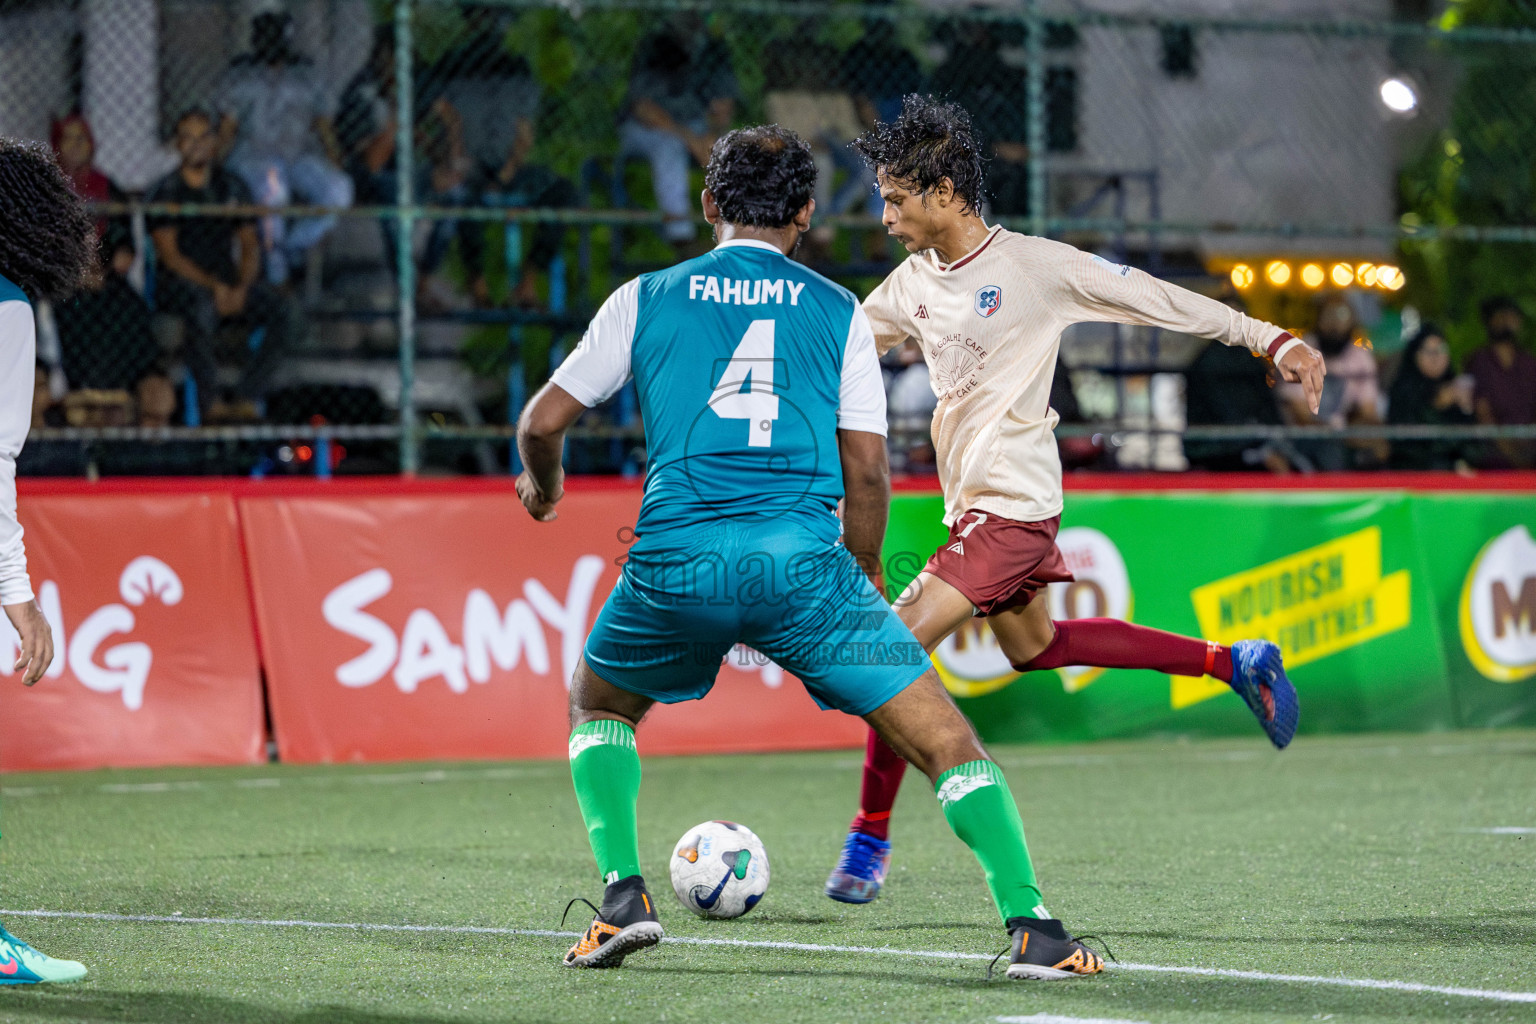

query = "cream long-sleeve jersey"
[0,280,36,605]
[865,226,1303,525]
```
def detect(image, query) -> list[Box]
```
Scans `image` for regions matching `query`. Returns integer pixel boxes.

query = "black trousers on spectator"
[467,165,579,274]
[156,276,293,414]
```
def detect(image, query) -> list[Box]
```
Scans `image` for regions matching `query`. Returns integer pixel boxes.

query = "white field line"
[998,1016,1150,1024]
[5,738,1536,799]
[5,908,1535,1005]
[1460,827,1536,834]
[0,765,562,798]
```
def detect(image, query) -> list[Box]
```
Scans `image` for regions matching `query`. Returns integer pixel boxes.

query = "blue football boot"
[824,830,891,904]
[1230,639,1299,749]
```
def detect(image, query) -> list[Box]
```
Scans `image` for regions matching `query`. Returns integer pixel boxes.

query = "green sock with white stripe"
[935,759,1048,923]
[568,719,643,884]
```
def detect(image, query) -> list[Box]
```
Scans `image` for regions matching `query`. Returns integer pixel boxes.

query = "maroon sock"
[849,729,907,841]
[1019,618,1233,682]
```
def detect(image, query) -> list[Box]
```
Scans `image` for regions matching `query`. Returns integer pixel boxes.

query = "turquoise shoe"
[0,924,87,984]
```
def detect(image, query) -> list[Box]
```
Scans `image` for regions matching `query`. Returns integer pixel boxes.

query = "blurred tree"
[1399,0,1536,359]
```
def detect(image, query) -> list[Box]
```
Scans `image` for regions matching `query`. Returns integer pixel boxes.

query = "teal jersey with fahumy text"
[550,239,887,538]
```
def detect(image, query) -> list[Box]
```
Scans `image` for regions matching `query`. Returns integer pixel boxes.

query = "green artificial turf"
[0,730,1533,1023]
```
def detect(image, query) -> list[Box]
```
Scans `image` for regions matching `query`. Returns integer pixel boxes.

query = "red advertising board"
[238,490,864,763]
[0,493,264,770]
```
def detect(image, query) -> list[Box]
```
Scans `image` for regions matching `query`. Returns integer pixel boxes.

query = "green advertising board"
[882,490,1536,743]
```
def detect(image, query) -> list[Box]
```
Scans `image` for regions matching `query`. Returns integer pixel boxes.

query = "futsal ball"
[669,820,770,919]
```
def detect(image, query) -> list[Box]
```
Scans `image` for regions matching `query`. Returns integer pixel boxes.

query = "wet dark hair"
[704,125,817,229]
[0,137,96,302]
[852,94,985,215]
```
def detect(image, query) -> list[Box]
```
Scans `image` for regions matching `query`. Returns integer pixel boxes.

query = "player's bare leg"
[862,671,1102,979]
[825,572,973,903]
[563,657,664,968]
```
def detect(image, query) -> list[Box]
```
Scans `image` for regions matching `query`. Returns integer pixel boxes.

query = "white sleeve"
[549,278,639,407]
[0,301,36,606]
[837,304,888,436]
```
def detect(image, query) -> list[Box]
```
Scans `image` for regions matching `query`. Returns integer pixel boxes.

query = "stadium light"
[1379,76,1419,115]
[1377,265,1406,290]
[1300,263,1325,288]
[1264,260,1291,287]
[1356,262,1378,287]
[1330,263,1354,287]
[1230,263,1255,289]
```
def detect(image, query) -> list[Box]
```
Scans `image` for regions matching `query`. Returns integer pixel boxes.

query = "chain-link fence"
[5,0,1534,477]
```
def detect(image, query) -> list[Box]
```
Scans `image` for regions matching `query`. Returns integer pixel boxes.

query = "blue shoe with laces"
[1230,639,1299,749]
[824,830,891,904]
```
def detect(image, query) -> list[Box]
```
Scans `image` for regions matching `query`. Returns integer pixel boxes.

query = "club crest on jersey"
[974,285,1002,319]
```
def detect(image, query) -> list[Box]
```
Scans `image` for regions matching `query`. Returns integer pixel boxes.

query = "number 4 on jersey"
[710,320,779,447]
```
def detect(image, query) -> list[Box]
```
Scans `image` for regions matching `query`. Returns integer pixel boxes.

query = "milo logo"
[1460,524,1536,682]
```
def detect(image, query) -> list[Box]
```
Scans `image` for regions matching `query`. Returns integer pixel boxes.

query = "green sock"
[568,719,642,884]
[935,760,1049,923]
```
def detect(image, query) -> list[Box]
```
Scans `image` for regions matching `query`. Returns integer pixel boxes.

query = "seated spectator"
[842,21,927,258]
[54,225,170,420]
[619,24,738,247]
[1278,294,1388,470]
[930,22,1030,216]
[1387,324,1477,471]
[51,112,127,251]
[215,11,354,285]
[147,109,295,421]
[337,25,472,305]
[884,339,936,470]
[1467,296,1536,469]
[1185,301,1302,472]
[762,41,868,251]
[432,4,578,307]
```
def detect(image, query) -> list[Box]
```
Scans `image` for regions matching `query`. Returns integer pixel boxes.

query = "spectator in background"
[1185,298,1303,473]
[842,21,927,258]
[54,224,169,422]
[215,11,354,285]
[1468,296,1536,468]
[930,22,1031,216]
[1279,294,1388,470]
[50,112,127,249]
[337,25,472,307]
[433,4,578,307]
[1387,323,1476,471]
[619,24,738,248]
[148,109,294,421]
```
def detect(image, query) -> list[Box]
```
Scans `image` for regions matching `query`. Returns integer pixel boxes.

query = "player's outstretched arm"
[1051,244,1326,413]
[515,382,587,522]
[837,429,891,593]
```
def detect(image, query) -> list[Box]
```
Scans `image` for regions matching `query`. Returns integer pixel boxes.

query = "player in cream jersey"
[824,97,1324,910]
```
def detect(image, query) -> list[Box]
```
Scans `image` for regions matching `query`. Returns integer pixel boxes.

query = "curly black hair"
[0,137,96,302]
[852,94,985,215]
[704,125,817,229]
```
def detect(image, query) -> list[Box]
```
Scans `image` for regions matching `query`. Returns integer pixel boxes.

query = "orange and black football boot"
[562,875,664,969]
[1001,916,1106,980]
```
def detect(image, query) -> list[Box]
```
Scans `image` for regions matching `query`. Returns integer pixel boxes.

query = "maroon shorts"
[922,510,1075,616]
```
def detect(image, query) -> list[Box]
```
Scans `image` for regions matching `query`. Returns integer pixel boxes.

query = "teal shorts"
[584,519,930,716]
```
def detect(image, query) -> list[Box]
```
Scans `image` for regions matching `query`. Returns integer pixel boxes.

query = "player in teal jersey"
[516,125,1104,979]
[0,137,95,984]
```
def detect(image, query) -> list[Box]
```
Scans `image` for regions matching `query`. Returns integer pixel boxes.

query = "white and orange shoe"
[562,875,664,969]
